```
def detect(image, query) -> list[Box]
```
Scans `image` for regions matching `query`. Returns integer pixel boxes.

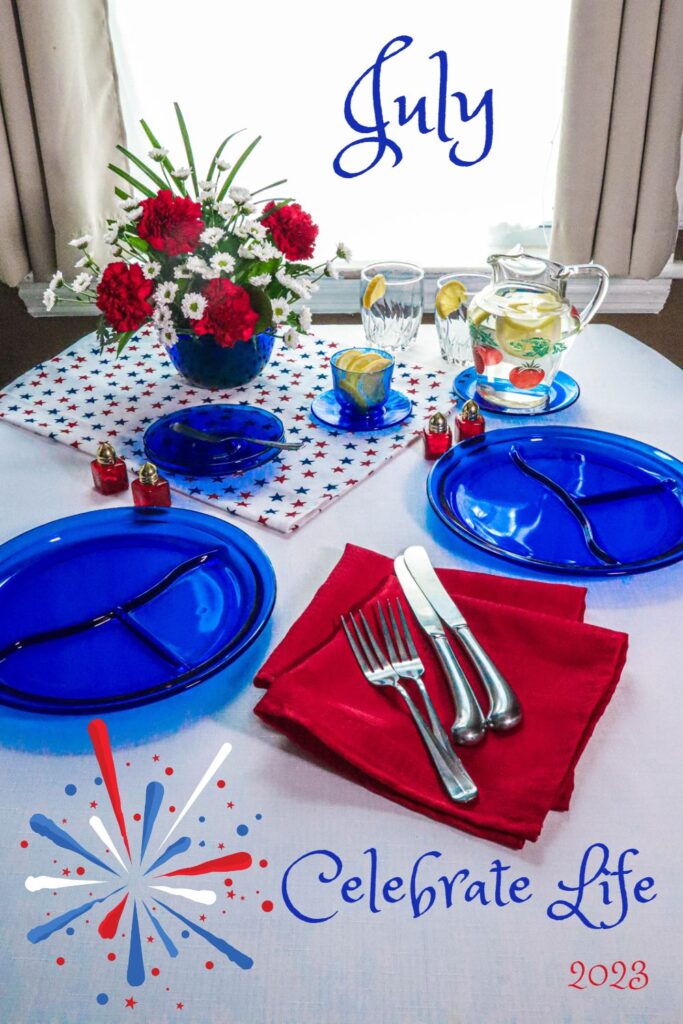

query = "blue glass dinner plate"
[453,368,580,415]
[144,404,284,476]
[427,426,683,576]
[0,508,276,713]
[311,389,412,431]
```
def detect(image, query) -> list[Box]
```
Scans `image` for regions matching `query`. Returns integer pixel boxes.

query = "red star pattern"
[125,996,137,1008]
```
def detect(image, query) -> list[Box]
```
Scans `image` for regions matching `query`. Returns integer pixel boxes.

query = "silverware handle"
[454,625,522,730]
[431,633,487,745]
[413,679,459,768]
[395,683,477,803]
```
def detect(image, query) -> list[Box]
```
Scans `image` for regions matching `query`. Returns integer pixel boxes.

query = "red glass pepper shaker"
[91,441,129,495]
[423,411,452,460]
[456,399,486,441]
[132,462,172,507]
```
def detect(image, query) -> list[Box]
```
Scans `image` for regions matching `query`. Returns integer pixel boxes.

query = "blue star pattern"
[0,332,455,533]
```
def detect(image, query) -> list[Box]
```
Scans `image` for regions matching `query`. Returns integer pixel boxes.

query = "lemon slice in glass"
[362,274,386,310]
[435,280,467,319]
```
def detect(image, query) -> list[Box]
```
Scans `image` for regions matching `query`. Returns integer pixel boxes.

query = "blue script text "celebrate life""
[333,35,494,179]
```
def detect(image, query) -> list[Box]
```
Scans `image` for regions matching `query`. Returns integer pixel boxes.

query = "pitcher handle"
[556,263,609,329]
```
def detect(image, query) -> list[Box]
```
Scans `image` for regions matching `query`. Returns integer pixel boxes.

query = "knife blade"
[394,556,486,745]
[402,546,522,731]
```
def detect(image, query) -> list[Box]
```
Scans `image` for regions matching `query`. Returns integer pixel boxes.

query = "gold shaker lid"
[96,441,117,465]
[138,462,159,485]
[427,411,449,434]
[460,399,481,421]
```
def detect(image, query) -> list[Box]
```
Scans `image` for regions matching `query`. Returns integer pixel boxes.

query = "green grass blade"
[217,136,262,201]
[174,102,198,196]
[140,118,187,195]
[257,198,292,221]
[116,145,166,190]
[250,178,288,197]
[108,164,154,197]
[207,129,244,180]
[116,330,135,356]
[114,186,132,201]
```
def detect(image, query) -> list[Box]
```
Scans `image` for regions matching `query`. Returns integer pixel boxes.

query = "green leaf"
[207,129,245,180]
[257,198,292,222]
[114,186,132,201]
[108,163,154,197]
[243,284,273,333]
[250,178,288,197]
[217,136,262,201]
[116,330,135,357]
[127,236,151,253]
[174,102,198,196]
[140,118,187,196]
[116,145,166,191]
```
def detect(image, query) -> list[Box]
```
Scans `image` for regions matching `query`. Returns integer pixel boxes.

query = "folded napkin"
[254,545,628,848]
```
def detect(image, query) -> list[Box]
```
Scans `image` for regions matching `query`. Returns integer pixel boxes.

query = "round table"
[0,323,681,1023]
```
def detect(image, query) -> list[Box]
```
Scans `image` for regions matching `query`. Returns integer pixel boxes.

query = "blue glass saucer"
[427,426,683,576]
[144,404,284,476]
[453,368,580,416]
[0,508,276,713]
[311,389,412,431]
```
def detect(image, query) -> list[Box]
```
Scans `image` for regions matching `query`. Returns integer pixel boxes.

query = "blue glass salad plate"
[453,368,580,416]
[144,404,284,476]
[427,426,683,576]
[310,389,412,431]
[0,508,276,713]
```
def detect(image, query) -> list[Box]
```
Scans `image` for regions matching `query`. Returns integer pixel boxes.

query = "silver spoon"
[170,421,304,451]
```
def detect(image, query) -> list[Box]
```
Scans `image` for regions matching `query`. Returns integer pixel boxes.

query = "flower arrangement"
[45,104,351,358]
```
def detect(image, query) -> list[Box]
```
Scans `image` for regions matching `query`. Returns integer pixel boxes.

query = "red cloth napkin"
[254,545,628,848]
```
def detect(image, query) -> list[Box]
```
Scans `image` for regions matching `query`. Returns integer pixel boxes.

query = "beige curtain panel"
[551,0,683,279]
[0,0,125,288]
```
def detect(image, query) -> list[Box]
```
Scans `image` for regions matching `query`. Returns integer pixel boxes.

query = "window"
[109,0,571,269]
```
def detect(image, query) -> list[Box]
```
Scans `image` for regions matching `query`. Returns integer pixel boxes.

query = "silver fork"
[376,600,459,771]
[342,612,477,804]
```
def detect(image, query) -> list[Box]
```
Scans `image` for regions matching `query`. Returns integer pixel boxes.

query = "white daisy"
[210,252,235,274]
[173,265,192,280]
[238,243,255,260]
[69,234,92,249]
[217,201,237,219]
[181,292,207,320]
[234,224,250,240]
[216,158,231,172]
[49,271,64,290]
[127,206,143,221]
[154,281,178,305]
[71,272,93,293]
[336,241,352,260]
[74,255,89,269]
[173,166,191,181]
[271,297,291,324]
[149,147,169,161]
[186,255,210,276]
[255,240,280,261]
[241,201,257,216]
[250,273,272,288]
[103,222,119,244]
[200,226,224,245]
[324,261,339,279]
[159,324,179,347]
[284,327,299,349]
[119,197,141,211]
[199,181,217,200]
[229,186,251,204]
[299,306,313,332]
[246,220,267,241]
[153,304,172,329]
[42,288,56,311]
[143,261,161,280]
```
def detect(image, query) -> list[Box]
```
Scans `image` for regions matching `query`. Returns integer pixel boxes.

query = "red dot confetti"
[224,878,233,887]
[151,968,160,977]
[205,961,214,970]
[76,867,85,876]
[20,840,28,849]
[133,813,141,822]
[165,767,174,776]
[216,779,226,789]
[56,957,65,966]
[168,806,176,813]
[107,953,116,962]
[259,859,268,868]
[261,900,274,913]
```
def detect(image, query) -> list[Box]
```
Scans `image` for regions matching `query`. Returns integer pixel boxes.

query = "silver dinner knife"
[403,545,522,731]
[394,556,486,745]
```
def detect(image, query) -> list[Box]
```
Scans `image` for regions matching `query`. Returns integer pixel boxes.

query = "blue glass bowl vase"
[164,330,276,389]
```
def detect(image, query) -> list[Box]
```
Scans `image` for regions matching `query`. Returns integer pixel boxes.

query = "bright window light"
[109,0,571,268]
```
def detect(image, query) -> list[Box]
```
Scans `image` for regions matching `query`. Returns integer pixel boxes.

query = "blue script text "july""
[333,35,494,179]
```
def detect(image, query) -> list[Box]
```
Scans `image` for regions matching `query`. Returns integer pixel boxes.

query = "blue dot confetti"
[181,930,190,939]
[199,840,206,847]
[96,994,108,1006]
[198,816,205,823]
[236,824,249,837]
[66,927,74,936]
[255,813,262,820]
[64,784,77,796]
[94,777,103,786]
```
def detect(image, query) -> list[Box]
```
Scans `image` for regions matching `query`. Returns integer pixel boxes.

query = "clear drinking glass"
[435,273,491,368]
[360,262,424,352]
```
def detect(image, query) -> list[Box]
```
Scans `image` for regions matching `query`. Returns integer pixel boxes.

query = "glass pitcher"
[467,250,609,412]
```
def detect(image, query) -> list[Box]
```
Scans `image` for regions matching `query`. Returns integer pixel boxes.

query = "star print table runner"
[0,332,453,533]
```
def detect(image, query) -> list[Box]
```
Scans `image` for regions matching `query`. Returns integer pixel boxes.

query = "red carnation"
[96,261,153,332]
[137,189,205,257]
[194,279,259,348]
[262,202,318,260]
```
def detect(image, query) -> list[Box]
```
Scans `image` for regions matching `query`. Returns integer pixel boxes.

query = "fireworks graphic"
[23,719,259,1000]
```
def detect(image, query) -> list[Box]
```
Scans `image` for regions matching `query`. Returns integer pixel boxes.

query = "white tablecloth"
[0,323,681,1024]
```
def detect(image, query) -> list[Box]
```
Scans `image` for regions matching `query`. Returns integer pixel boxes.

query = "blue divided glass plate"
[0,508,276,713]
[144,404,284,476]
[311,389,412,431]
[453,368,580,415]
[427,426,683,576]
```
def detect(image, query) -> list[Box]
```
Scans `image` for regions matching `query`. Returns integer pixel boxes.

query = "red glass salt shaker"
[423,411,452,460]
[132,462,172,507]
[91,441,129,494]
[456,399,486,441]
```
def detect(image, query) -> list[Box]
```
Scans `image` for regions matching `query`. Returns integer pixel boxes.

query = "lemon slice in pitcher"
[496,291,562,357]
[363,274,386,310]
[435,280,467,319]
